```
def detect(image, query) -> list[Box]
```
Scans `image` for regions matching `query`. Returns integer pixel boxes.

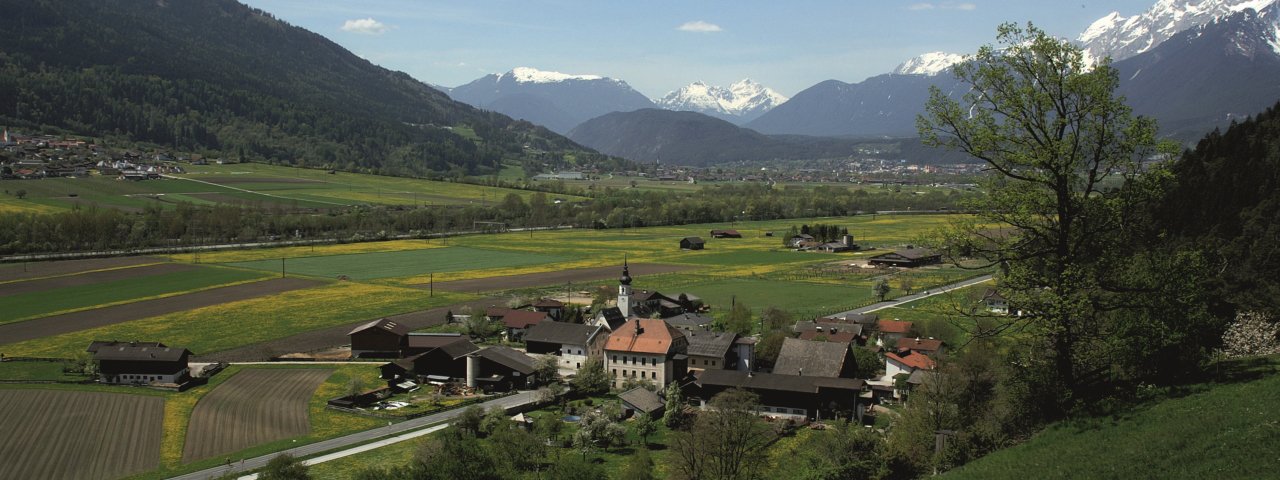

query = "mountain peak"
[1077,0,1279,64]
[502,66,605,83]
[892,52,965,75]
[657,79,788,123]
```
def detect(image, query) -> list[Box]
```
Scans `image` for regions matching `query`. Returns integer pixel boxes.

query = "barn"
[867,247,942,268]
[680,237,706,250]
[348,318,410,358]
[91,342,192,385]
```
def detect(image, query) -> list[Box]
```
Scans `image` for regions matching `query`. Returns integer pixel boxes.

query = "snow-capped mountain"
[1078,0,1278,64]
[449,67,654,134]
[892,52,966,75]
[657,79,788,124]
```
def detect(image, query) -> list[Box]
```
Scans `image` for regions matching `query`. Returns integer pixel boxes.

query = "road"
[169,390,539,480]
[831,274,994,317]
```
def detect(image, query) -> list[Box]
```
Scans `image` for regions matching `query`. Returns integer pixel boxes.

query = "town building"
[523,321,606,371]
[692,369,865,421]
[604,318,688,389]
[772,338,860,379]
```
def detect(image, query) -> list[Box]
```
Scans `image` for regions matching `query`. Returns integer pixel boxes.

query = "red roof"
[886,351,935,370]
[605,319,685,355]
[877,319,914,334]
[896,337,943,353]
[502,310,549,329]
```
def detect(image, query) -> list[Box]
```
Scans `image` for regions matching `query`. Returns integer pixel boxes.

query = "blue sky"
[242,0,1157,98]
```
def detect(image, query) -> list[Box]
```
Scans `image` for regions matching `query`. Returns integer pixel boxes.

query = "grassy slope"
[946,356,1280,479]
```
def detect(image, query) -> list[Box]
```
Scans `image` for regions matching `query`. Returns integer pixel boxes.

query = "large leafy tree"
[918,23,1209,414]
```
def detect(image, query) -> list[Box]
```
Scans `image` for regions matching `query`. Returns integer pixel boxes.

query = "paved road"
[169,390,539,480]
[831,274,994,317]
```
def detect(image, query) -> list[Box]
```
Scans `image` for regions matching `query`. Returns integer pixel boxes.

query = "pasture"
[224,246,566,280]
[182,368,333,462]
[0,389,164,480]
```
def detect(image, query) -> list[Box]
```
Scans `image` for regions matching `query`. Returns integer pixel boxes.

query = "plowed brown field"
[0,389,164,480]
[181,369,332,462]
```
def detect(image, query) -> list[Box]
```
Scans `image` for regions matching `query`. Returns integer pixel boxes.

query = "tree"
[619,447,656,480]
[480,405,510,436]
[1219,311,1280,359]
[259,453,310,480]
[851,347,882,379]
[785,420,883,480]
[662,381,685,429]
[535,410,564,445]
[873,279,891,302]
[571,357,610,395]
[633,412,658,446]
[14,189,27,200]
[724,301,754,335]
[346,376,366,398]
[668,389,774,480]
[754,331,788,370]
[572,410,627,458]
[546,455,606,480]
[897,277,914,295]
[918,22,1190,414]
[455,405,485,436]
[761,306,793,332]
[534,355,561,386]
[462,313,497,341]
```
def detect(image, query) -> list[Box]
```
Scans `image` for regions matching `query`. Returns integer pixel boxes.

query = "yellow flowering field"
[165,239,446,264]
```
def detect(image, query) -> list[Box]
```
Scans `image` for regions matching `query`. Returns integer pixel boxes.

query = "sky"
[241,0,1158,99]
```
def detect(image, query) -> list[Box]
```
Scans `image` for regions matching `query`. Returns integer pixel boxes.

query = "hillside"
[0,0,603,176]
[946,356,1280,479]
[450,67,654,134]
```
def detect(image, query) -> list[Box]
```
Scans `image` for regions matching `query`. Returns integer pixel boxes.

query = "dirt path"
[417,263,693,293]
[0,277,321,346]
[0,256,165,283]
[0,263,197,298]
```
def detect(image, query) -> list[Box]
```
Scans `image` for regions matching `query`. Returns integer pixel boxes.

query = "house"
[885,350,936,381]
[92,343,192,385]
[679,237,705,250]
[499,310,551,341]
[692,369,865,421]
[684,330,743,373]
[816,235,859,253]
[787,234,815,248]
[895,337,944,357]
[631,290,685,318]
[793,321,863,344]
[604,319,689,389]
[821,313,879,326]
[403,333,472,357]
[710,229,742,239]
[772,338,859,379]
[466,346,538,392]
[867,247,942,268]
[618,387,665,418]
[523,321,606,371]
[982,288,1020,315]
[591,306,628,332]
[876,320,915,346]
[663,312,715,331]
[532,298,565,321]
[348,318,410,358]
[379,338,480,381]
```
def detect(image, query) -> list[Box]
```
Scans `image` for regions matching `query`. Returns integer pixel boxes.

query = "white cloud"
[341,17,392,35]
[677,20,723,33]
[909,2,976,11]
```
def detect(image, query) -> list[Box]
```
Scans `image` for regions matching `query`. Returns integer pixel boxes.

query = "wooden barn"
[680,237,705,250]
[91,342,192,385]
[867,247,942,268]
[710,229,742,238]
[348,318,410,358]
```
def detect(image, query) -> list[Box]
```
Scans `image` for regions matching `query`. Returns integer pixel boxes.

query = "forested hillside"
[0,0,608,176]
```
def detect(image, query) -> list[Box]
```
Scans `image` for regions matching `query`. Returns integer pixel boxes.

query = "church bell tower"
[618,258,633,318]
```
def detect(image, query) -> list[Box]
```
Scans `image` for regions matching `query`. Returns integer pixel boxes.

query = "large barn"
[867,247,942,268]
[90,342,192,385]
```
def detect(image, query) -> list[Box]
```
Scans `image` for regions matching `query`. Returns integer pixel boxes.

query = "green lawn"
[0,266,268,324]
[0,361,88,381]
[946,356,1280,479]
[643,276,875,322]
[224,247,567,281]
[671,249,832,267]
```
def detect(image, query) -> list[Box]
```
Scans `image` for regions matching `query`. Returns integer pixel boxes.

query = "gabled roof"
[886,351,936,370]
[877,319,914,334]
[772,338,851,378]
[896,337,944,353]
[93,345,191,362]
[348,318,410,337]
[907,369,940,386]
[821,313,879,325]
[532,298,564,308]
[681,236,705,244]
[982,288,1007,302]
[597,307,627,330]
[486,307,516,318]
[87,340,166,353]
[406,333,469,350]
[793,321,863,338]
[605,319,685,355]
[618,387,665,414]
[473,346,536,374]
[696,369,863,394]
[663,312,715,330]
[502,310,550,329]
[684,330,738,358]
[524,321,600,346]
[870,248,939,261]
[797,330,860,344]
[436,339,481,359]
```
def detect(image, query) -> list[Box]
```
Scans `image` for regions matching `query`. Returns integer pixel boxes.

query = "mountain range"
[655,79,788,124]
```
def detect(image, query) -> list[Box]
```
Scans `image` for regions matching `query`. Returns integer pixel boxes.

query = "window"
[612,369,617,376]
[577,349,582,355]
[793,409,804,415]
[576,363,581,369]
[711,360,716,367]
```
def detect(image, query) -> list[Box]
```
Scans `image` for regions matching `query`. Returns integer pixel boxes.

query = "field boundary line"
[1,275,276,325]
[164,174,353,207]
[0,262,167,286]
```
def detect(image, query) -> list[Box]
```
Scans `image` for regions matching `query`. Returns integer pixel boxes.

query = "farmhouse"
[466,346,538,392]
[379,338,480,381]
[710,229,742,238]
[663,312,715,331]
[793,321,864,344]
[497,310,551,341]
[523,321,606,371]
[867,247,942,268]
[348,318,410,358]
[885,350,936,381]
[896,337,945,357]
[680,236,706,250]
[982,288,1021,315]
[684,330,752,373]
[772,338,859,379]
[605,318,689,389]
[591,306,627,332]
[876,319,915,345]
[92,343,192,385]
[787,234,815,248]
[618,386,665,417]
[531,298,565,321]
[692,369,865,421]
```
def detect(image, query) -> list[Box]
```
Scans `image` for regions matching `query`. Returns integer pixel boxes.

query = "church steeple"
[620,256,633,286]
[618,257,633,318]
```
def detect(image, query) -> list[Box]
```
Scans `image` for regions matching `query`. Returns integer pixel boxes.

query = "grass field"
[946,356,1280,479]
[183,369,333,462]
[0,360,88,381]
[0,265,269,325]
[0,389,164,480]
[224,247,566,280]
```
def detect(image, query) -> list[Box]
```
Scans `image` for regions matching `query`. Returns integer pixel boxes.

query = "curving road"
[831,274,995,317]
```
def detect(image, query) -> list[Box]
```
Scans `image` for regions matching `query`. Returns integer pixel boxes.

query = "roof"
[886,351,936,370]
[877,319,914,334]
[790,234,815,240]
[793,321,863,338]
[822,313,879,325]
[597,307,626,330]
[907,369,940,386]
[684,330,738,358]
[348,318,410,337]
[87,340,166,353]
[710,229,741,237]
[696,369,863,394]
[681,236,705,244]
[631,290,670,303]
[869,248,939,261]
[797,330,860,344]
[523,321,600,346]
[437,339,481,359]
[473,346,536,374]
[532,298,564,308]
[406,333,469,350]
[772,338,851,378]
[618,387,665,414]
[982,288,1007,302]
[896,337,944,353]
[93,345,191,362]
[502,310,550,329]
[486,307,516,318]
[605,319,686,355]
[663,312,715,330]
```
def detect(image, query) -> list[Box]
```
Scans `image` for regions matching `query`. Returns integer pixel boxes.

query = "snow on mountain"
[892,52,966,75]
[1078,0,1279,64]
[500,66,607,83]
[657,79,788,123]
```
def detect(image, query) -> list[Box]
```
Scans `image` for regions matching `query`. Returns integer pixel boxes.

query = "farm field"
[644,275,876,320]
[0,265,270,325]
[182,368,333,462]
[0,389,164,480]
[0,262,195,297]
[0,255,163,283]
[224,246,567,280]
[424,263,693,293]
